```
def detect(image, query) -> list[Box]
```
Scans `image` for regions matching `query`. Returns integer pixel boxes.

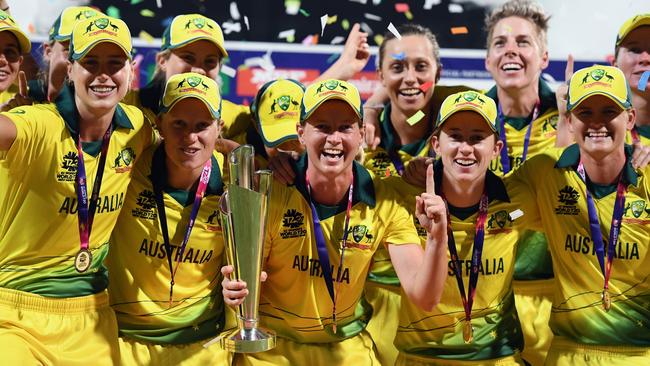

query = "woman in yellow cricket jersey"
[0,10,31,107]
[108,72,233,365]
[393,90,542,365]
[0,15,153,364]
[222,79,449,365]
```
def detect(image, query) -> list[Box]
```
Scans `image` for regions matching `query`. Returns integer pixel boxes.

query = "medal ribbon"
[497,100,540,174]
[305,173,354,332]
[153,158,212,307]
[576,161,627,301]
[444,189,489,326]
[75,126,112,258]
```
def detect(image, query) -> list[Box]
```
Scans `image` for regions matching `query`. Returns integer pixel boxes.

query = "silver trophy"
[204,145,275,353]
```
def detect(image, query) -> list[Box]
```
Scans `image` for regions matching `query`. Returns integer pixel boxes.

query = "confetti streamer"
[391,52,405,60]
[221,65,237,78]
[278,29,296,42]
[359,22,373,35]
[330,36,345,45]
[448,4,463,13]
[419,81,433,92]
[156,0,162,8]
[405,11,413,20]
[222,21,241,34]
[285,0,301,15]
[320,14,328,36]
[301,34,318,45]
[139,30,154,43]
[406,110,425,126]
[106,6,120,19]
[230,2,241,20]
[342,19,350,31]
[395,3,409,13]
[140,9,155,17]
[387,22,401,40]
[373,34,384,46]
[244,51,275,72]
[327,15,338,25]
[638,71,650,91]
[509,209,524,220]
[424,0,440,9]
[364,13,382,21]
[243,16,250,30]
[131,0,144,4]
[349,0,367,3]
[451,26,468,35]
[27,23,35,34]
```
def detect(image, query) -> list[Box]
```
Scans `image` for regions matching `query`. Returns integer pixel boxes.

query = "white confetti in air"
[349,0,367,4]
[424,0,441,9]
[448,4,463,13]
[364,13,382,21]
[244,51,275,72]
[387,22,401,39]
[156,0,162,8]
[222,21,241,34]
[230,2,241,20]
[330,36,345,45]
[221,65,237,78]
[321,14,328,37]
[509,209,524,221]
[278,29,296,40]
[244,16,250,31]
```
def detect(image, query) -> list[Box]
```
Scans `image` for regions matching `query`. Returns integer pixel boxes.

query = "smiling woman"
[0,15,154,365]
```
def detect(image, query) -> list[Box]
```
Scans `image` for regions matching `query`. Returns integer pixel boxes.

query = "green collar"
[555,143,638,190]
[55,85,134,137]
[292,153,375,220]
[150,143,224,204]
[379,102,432,156]
[139,77,165,115]
[433,159,510,219]
[634,125,650,139]
[486,78,556,131]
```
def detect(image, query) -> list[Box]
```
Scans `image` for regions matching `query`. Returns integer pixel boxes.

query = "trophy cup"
[205,145,276,353]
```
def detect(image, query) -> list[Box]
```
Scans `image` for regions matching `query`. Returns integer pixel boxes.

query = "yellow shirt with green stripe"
[125,78,252,138]
[510,144,650,346]
[108,144,229,345]
[259,154,420,343]
[486,79,559,281]
[391,161,542,361]
[0,96,153,298]
[626,125,650,146]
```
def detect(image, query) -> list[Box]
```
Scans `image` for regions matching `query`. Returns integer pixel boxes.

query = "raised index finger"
[18,71,27,97]
[426,163,435,195]
[565,54,574,83]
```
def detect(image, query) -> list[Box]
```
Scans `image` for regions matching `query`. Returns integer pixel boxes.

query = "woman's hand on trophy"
[267,151,299,185]
[221,265,268,307]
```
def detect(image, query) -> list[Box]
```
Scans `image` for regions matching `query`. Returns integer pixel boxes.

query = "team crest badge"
[187,76,202,88]
[463,92,478,102]
[590,69,605,81]
[94,18,109,30]
[631,200,646,218]
[351,225,368,243]
[277,95,291,111]
[494,210,508,228]
[193,18,206,29]
[324,80,339,90]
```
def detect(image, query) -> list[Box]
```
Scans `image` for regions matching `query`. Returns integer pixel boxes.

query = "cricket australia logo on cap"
[175,76,209,94]
[85,17,118,36]
[185,17,214,34]
[581,68,615,87]
[112,147,135,173]
[94,18,109,30]
[315,80,349,97]
[0,12,16,26]
[271,94,299,117]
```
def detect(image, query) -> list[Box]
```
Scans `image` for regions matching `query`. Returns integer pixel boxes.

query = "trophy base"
[220,327,276,353]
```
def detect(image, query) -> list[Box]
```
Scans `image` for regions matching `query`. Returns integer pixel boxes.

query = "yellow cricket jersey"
[391,161,542,361]
[0,97,153,297]
[486,79,559,282]
[626,125,650,146]
[108,144,229,345]
[126,78,252,138]
[259,154,420,343]
[0,83,17,103]
[510,144,650,346]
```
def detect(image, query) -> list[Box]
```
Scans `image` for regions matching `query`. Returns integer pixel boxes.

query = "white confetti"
[278,29,296,40]
[221,65,237,78]
[509,209,524,221]
[229,2,241,20]
[244,51,275,72]
[349,0,367,3]
[387,22,401,40]
[222,21,241,34]
[284,0,301,15]
[330,36,345,45]
[424,0,440,9]
[359,22,373,35]
[372,0,381,4]
[321,14,328,37]
[156,0,162,8]
[244,16,250,31]
[364,13,382,21]
[448,4,463,13]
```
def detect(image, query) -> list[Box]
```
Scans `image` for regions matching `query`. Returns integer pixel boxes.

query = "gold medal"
[463,320,473,343]
[602,289,611,311]
[74,249,92,273]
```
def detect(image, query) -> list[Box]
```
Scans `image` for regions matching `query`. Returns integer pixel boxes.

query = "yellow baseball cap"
[435,91,498,133]
[160,72,222,120]
[301,79,362,122]
[49,6,103,42]
[69,15,132,61]
[0,10,31,54]
[615,14,650,46]
[251,79,305,147]
[567,65,631,112]
[161,14,228,57]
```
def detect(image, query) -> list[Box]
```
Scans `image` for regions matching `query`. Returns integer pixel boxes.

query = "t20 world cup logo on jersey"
[280,209,307,238]
[555,185,580,215]
[57,151,78,182]
[131,189,156,220]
